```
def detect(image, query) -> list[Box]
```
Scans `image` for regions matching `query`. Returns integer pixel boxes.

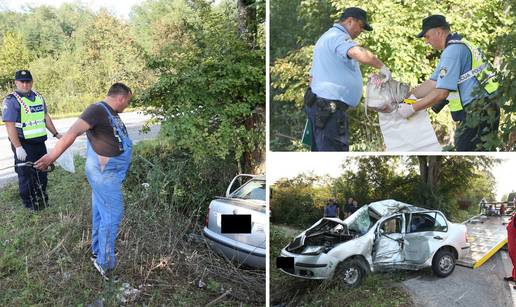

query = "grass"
[269,225,413,307]
[0,153,265,306]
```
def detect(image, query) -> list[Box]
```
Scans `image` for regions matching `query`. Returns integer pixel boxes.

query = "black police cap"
[417,15,449,38]
[340,7,373,31]
[15,70,33,81]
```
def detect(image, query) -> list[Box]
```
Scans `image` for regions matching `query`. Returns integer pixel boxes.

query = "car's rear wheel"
[334,259,366,288]
[432,249,455,277]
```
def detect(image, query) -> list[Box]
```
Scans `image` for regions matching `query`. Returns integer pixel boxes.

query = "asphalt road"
[0,111,160,187]
[403,249,514,307]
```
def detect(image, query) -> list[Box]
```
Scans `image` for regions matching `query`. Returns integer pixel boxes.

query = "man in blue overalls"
[36,83,133,280]
[306,7,392,151]
[1,70,62,210]
[397,15,500,151]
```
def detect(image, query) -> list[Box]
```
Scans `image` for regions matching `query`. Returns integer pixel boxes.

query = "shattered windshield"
[345,206,374,235]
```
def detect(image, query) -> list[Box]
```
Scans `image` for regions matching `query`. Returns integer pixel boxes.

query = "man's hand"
[15,146,27,161]
[55,133,63,139]
[397,103,415,119]
[34,154,54,171]
[380,65,392,82]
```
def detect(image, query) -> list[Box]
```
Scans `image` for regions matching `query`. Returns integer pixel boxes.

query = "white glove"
[15,146,27,161]
[397,103,415,119]
[380,64,392,82]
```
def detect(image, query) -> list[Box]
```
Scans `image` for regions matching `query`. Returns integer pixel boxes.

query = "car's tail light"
[205,207,210,227]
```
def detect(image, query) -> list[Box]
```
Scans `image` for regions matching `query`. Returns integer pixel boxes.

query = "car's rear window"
[231,180,265,201]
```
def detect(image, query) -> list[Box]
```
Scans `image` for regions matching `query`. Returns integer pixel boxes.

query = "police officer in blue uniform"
[1,70,61,210]
[398,15,500,151]
[305,7,392,151]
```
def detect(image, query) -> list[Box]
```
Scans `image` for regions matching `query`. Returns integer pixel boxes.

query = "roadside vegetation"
[0,139,265,305]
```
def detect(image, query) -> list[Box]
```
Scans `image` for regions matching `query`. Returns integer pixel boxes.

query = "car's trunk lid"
[208,198,266,248]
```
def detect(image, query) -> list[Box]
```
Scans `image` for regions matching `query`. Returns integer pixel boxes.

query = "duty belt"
[316,98,349,113]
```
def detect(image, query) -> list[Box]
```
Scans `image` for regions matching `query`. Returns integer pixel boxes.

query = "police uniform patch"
[439,67,448,78]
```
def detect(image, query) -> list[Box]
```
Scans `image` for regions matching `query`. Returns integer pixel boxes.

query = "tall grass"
[0,139,265,305]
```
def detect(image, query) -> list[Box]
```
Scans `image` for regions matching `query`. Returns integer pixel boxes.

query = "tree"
[135,1,265,174]
[0,32,31,88]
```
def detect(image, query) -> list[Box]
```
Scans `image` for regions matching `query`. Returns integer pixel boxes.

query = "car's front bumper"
[278,249,339,279]
[203,227,265,269]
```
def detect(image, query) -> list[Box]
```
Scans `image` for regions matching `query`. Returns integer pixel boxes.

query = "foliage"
[134,1,265,170]
[271,156,499,226]
[270,0,515,151]
[0,32,32,88]
[0,5,153,115]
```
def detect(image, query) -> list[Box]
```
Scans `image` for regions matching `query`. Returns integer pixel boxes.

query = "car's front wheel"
[432,249,456,277]
[334,259,366,288]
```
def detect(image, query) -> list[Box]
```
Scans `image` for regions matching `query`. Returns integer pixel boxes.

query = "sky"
[268,153,516,202]
[0,0,145,19]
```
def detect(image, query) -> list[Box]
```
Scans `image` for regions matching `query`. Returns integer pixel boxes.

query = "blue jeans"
[85,141,131,270]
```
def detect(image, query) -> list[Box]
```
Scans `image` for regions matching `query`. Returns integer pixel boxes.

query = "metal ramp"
[457,215,508,268]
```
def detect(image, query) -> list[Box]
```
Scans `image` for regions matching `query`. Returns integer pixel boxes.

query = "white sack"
[365,74,409,113]
[379,95,442,152]
[56,148,75,173]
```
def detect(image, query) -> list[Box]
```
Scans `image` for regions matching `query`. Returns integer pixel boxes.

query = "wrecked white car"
[203,174,266,269]
[278,200,469,287]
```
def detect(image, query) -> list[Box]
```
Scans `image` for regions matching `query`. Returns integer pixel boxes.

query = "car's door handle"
[433,236,443,240]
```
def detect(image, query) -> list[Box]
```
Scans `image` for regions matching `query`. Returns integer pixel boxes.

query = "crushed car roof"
[368,199,429,216]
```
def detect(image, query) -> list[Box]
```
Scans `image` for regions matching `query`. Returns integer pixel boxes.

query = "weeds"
[0,140,265,306]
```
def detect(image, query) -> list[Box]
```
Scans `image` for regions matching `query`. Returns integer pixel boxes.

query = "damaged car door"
[372,214,405,268]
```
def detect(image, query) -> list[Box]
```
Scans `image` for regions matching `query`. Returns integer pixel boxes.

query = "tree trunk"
[418,156,443,209]
[237,0,257,46]
[237,0,264,174]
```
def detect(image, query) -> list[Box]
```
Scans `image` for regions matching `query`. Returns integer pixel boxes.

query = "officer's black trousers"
[10,141,48,210]
[305,99,349,151]
[455,100,500,151]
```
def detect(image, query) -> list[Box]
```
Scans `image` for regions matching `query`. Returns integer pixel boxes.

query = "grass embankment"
[0,139,265,306]
[270,225,413,307]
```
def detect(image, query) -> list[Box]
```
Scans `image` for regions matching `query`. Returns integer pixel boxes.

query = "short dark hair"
[107,82,132,97]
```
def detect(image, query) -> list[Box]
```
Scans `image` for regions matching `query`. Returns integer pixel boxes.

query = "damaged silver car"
[279,200,469,287]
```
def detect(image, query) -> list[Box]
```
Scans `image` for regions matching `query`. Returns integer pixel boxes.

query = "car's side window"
[434,212,448,232]
[380,215,402,234]
[409,212,447,233]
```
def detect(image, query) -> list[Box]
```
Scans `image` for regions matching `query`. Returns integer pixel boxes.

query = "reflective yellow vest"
[445,39,499,119]
[12,91,47,139]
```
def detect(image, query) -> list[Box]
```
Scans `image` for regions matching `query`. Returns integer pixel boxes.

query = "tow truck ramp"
[457,215,508,269]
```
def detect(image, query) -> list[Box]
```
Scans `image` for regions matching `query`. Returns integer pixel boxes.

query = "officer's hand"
[15,146,27,161]
[34,154,52,171]
[55,133,63,139]
[397,103,416,119]
[380,65,392,82]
